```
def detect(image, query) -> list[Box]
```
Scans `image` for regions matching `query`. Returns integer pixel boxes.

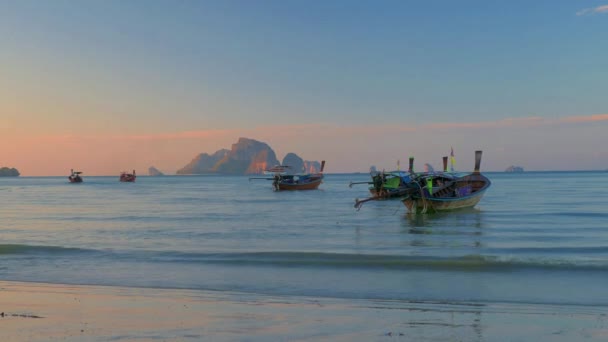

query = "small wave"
[149,251,608,271]
[4,245,606,272]
[554,212,608,218]
[60,215,203,223]
[0,244,95,256]
[488,246,608,254]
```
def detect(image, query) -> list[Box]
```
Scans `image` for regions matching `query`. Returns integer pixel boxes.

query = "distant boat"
[251,161,325,191]
[68,169,83,183]
[120,170,136,182]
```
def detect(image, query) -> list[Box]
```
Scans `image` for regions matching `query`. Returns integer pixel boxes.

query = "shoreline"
[1,280,607,341]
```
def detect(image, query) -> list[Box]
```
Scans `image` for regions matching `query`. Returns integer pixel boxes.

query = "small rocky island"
[0,167,20,177]
[505,165,524,172]
[148,166,165,176]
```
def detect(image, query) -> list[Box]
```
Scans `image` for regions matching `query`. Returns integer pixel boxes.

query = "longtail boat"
[355,151,491,214]
[349,158,418,199]
[251,161,325,191]
[68,169,83,183]
[120,170,136,182]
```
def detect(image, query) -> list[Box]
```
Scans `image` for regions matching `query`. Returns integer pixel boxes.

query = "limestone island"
[177,137,321,175]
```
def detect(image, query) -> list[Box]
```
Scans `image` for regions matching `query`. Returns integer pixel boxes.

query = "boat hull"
[402,174,490,213]
[277,177,323,191]
[403,189,487,213]
[120,175,136,182]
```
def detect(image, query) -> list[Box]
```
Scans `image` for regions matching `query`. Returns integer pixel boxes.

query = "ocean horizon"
[5,168,608,179]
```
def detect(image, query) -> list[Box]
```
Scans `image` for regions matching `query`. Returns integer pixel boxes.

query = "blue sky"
[1,1,607,174]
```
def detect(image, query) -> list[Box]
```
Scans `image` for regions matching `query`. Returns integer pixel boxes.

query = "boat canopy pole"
[474,150,483,174]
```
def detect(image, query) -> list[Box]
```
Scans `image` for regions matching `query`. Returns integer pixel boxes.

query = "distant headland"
[177,137,321,175]
[0,167,20,177]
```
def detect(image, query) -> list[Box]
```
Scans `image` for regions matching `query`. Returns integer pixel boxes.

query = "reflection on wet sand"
[2,281,607,342]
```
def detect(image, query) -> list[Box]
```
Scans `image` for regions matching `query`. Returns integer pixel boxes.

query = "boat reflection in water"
[401,207,486,249]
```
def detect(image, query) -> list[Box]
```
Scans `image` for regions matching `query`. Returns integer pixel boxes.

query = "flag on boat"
[450,147,456,171]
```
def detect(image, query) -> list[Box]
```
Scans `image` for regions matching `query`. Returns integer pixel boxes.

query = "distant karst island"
[177,137,321,175]
[505,165,524,172]
[148,166,165,176]
[0,167,20,177]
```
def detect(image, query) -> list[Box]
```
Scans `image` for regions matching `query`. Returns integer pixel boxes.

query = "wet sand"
[1,280,607,341]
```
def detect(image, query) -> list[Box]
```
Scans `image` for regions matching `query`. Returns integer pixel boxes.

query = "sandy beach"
[1,280,607,341]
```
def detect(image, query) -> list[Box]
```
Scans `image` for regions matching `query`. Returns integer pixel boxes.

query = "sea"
[1,172,607,314]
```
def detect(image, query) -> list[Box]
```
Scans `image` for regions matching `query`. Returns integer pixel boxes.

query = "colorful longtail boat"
[355,151,491,213]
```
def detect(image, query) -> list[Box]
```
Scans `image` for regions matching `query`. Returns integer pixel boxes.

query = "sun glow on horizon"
[2,113,607,176]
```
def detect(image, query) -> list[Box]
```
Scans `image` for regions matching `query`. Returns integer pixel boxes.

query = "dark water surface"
[1,172,607,307]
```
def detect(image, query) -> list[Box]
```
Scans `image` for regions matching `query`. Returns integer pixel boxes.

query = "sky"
[1,0,607,176]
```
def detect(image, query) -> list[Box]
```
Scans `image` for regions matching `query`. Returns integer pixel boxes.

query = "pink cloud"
[423,116,546,130]
[559,113,608,123]
[118,129,239,141]
[25,113,594,147]
[577,5,608,16]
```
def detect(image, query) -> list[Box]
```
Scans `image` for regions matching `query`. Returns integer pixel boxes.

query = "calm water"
[1,172,607,307]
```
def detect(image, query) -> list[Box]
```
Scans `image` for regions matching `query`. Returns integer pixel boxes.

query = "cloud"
[423,116,546,130]
[20,113,608,144]
[576,5,608,16]
[559,113,608,123]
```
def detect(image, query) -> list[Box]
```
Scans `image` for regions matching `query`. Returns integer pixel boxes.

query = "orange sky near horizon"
[2,114,608,176]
